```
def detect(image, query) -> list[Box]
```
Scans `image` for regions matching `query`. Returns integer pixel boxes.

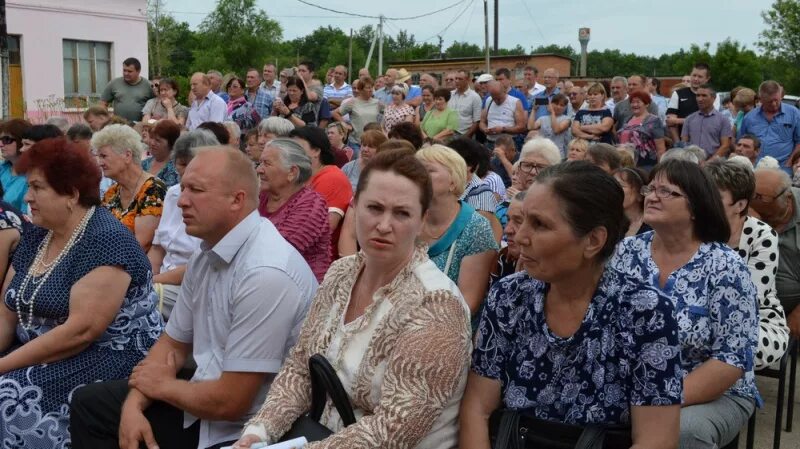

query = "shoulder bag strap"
[308,353,357,427]
[574,425,607,449]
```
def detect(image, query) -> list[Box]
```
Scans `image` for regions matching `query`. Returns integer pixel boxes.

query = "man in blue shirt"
[738,80,800,172]
[531,68,564,120]
[494,68,529,112]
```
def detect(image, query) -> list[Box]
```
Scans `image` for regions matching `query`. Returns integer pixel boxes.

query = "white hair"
[90,124,144,164]
[727,155,754,171]
[521,138,561,165]
[661,147,699,164]
[756,156,781,169]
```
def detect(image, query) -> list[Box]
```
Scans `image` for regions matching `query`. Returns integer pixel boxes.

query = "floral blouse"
[383,104,415,133]
[618,113,665,168]
[473,267,683,425]
[611,232,760,402]
[227,96,262,133]
[141,157,179,188]
[102,176,166,234]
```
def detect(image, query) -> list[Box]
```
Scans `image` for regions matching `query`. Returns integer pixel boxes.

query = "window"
[8,36,20,65]
[63,40,111,101]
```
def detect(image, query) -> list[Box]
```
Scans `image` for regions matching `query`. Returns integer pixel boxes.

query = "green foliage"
[759,0,800,64]
[710,40,762,91]
[445,41,483,58]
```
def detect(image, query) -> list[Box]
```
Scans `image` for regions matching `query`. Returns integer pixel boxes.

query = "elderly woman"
[586,142,623,173]
[705,159,789,369]
[83,105,112,132]
[93,124,166,252]
[0,118,32,211]
[257,116,295,149]
[613,167,650,236]
[421,88,459,142]
[326,122,352,167]
[257,138,331,282]
[0,138,162,447]
[272,76,317,127]
[332,76,384,154]
[571,82,614,145]
[383,84,415,134]
[142,120,181,187]
[148,129,217,319]
[461,161,682,449]
[141,78,188,127]
[341,130,388,191]
[490,190,524,288]
[416,144,498,322]
[235,149,471,448]
[611,159,759,448]
[226,76,262,136]
[618,90,666,171]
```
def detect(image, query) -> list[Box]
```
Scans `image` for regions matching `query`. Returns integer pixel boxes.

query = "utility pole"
[378,15,384,76]
[365,26,377,74]
[153,0,161,76]
[483,0,490,73]
[493,0,498,53]
[348,28,353,83]
[437,35,443,58]
[0,0,8,118]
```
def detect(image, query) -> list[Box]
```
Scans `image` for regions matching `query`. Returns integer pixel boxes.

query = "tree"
[710,39,761,91]
[445,41,482,58]
[758,0,800,65]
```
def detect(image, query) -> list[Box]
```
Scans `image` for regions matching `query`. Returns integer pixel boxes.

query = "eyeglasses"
[0,136,15,145]
[640,185,684,199]
[151,83,159,89]
[519,161,549,174]
[752,186,788,204]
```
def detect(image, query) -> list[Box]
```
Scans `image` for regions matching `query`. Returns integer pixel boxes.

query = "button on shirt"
[448,88,482,135]
[681,109,733,157]
[186,91,227,130]
[738,104,800,167]
[259,80,281,99]
[165,211,318,449]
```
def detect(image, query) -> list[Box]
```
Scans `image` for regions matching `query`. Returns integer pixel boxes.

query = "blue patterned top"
[430,208,498,282]
[141,157,180,188]
[473,266,682,425]
[611,232,760,402]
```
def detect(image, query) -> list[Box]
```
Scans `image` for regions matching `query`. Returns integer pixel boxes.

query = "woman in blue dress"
[460,161,683,449]
[0,138,163,448]
[611,159,759,449]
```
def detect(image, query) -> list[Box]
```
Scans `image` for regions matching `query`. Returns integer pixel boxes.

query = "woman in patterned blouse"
[611,159,760,449]
[236,149,472,448]
[462,161,683,449]
[92,124,166,252]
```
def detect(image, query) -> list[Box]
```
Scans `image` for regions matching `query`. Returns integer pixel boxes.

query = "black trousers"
[70,379,236,449]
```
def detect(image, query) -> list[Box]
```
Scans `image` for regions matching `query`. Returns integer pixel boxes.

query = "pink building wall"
[7,0,148,121]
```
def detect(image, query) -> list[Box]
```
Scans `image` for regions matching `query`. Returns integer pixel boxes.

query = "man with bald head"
[70,147,318,449]
[751,168,800,337]
[479,80,527,150]
[323,65,353,108]
[186,72,227,130]
[373,68,398,105]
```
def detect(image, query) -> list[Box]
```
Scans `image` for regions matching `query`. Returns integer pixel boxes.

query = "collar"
[699,108,717,116]
[201,210,261,265]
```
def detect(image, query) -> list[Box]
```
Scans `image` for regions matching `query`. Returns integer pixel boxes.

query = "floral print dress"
[102,176,166,234]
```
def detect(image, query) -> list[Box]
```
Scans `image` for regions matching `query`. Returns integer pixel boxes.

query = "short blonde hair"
[415,144,467,197]
[91,124,144,164]
[521,138,561,165]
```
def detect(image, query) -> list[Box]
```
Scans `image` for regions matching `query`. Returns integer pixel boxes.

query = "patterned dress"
[383,104,415,133]
[102,176,166,234]
[429,208,498,282]
[141,157,179,188]
[0,207,163,448]
[618,114,665,169]
[473,267,683,425]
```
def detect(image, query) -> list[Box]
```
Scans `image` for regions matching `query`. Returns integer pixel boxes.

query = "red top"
[310,165,353,260]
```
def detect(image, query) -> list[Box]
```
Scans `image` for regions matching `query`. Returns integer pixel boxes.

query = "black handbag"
[489,409,632,449]
[278,354,357,442]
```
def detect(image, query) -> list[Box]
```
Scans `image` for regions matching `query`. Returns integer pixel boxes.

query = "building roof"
[388,53,574,65]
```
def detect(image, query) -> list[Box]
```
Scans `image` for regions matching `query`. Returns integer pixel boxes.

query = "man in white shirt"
[185,72,227,130]
[524,65,545,98]
[70,148,318,449]
[260,63,281,99]
[323,65,353,108]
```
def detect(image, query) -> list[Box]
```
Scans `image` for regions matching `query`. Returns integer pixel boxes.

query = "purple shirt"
[681,109,733,156]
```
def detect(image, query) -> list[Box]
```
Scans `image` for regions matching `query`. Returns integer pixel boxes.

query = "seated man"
[70,147,318,449]
[751,167,800,338]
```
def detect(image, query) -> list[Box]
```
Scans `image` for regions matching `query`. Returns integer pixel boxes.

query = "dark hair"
[422,85,435,96]
[16,138,101,207]
[650,77,661,91]
[704,159,755,217]
[586,143,622,171]
[613,167,648,210]
[697,83,717,96]
[66,123,93,141]
[151,120,182,150]
[433,87,452,102]
[387,122,424,149]
[494,68,512,79]
[535,161,628,260]
[290,126,335,166]
[629,74,647,85]
[197,122,230,145]
[448,137,490,177]
[283,76,309,105]
[122,57,141,71]
[628,90,652,105]
[0,118,32,148]
[226,76,245,91]
[649,159,730,243]
[355,148,432,215]
[693,62,711,77]
[550,93,568,106]
[739,134,761,150]
[159,77,180,95]
[23,124,63,141]
[299,60,316,72]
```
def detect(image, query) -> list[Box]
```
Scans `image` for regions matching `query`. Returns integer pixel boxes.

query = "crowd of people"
[0,53,798,449]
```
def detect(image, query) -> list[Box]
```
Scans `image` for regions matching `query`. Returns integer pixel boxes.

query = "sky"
[164,0,773,57]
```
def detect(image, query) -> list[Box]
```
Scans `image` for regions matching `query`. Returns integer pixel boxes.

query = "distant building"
[388,54,573,83]
[2,0,148,121]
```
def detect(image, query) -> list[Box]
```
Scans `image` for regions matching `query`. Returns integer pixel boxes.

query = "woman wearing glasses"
[611,159,759,449]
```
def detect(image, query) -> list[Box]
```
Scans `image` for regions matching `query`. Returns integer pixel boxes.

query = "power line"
[420,0,475,43]
[166,9,367,19]
[293,0,466,21]
[519,0,546,42]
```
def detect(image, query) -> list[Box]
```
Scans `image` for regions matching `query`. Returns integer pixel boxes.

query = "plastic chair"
[746,336,797,449]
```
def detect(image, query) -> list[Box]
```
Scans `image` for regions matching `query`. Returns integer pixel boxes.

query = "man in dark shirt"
[665,62,719,143]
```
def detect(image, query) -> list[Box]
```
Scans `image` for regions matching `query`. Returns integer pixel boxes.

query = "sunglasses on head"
[0,136,16,145]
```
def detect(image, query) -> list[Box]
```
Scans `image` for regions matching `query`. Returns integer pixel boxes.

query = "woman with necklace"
[141,120,180,187]
[235,149,471,449]
[93,124,166,252]
[0,138,162,448]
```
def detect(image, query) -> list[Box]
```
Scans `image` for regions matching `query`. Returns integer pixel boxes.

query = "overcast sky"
[165,0,772,57]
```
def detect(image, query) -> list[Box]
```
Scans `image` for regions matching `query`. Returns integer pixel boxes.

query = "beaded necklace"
[16,206,96,331]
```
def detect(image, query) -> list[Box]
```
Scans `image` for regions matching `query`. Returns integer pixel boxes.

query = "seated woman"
[83,105,112,132]
[341,129,388,191]
[461,161,682,449]
[490,190,524,288]
[148,129,218,319]
[92,124,167,252]
[449,137,503,242]
[272,76,318,127]
[0,118,32,211]
[235,149,472,448]
[257,138,331,282]
[0,196,29,287]
[142,120,181,187]
[226,76,262,137]
[612,167,650,236]
[0,138,162,447]
[705,159,789,369]
[325,122,353,168]
[611,159,759,448]
[415,144,498,322]
[567,137,589,161]
[141,78,189,127]
[421,88,459,143]
[257,116,296,148]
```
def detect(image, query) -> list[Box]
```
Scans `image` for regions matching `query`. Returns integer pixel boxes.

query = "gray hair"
[46,116,70,133]
[267,138,313,185]
[223,121,241,141]
[258,117,295,137]
[611,76,628,87]
[727,155,754,171]
[173,129,219,164]
[756,155,781,169]
[67,123,93,141]
[684,145,708,163]
[661,147,699,164]
[521,137,561,166]
[755,166,792,190]
[206,69,222,78]
[90,124,144,164]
